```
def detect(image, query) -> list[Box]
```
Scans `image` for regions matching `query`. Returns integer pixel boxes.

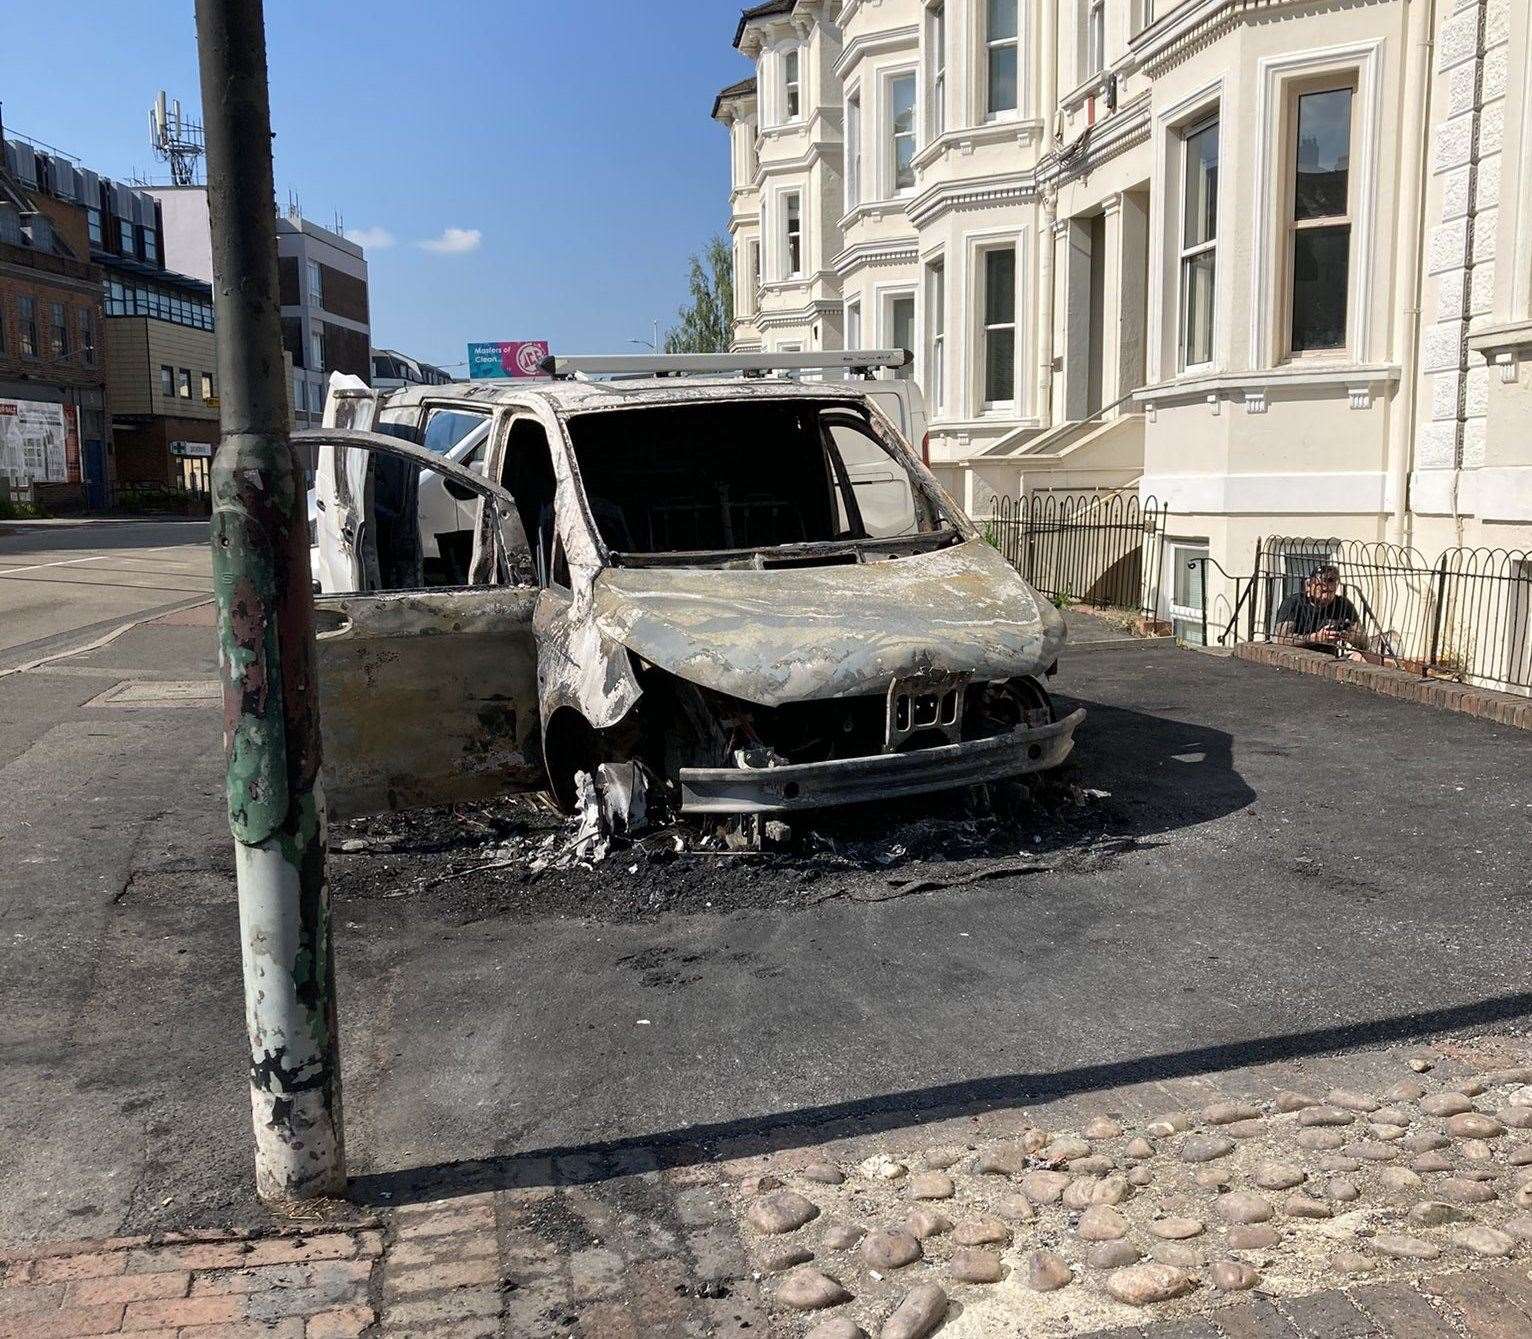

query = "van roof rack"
[541,350,910,380]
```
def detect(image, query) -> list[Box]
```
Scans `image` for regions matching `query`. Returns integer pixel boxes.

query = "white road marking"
[0,555,111,577]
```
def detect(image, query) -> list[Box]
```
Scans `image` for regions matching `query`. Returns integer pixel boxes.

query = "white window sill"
[1136,362,1401,406]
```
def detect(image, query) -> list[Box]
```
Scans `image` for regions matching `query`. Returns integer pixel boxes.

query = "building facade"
[716,0,1532,634]
[0,135,110,509]
[8,131,227,497]
[151,191,370,431]
[277,215,372,427]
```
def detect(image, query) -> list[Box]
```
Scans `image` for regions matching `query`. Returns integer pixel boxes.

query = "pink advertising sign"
[467,341,551,379]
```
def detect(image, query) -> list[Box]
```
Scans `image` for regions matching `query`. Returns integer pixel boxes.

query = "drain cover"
[86,680,220,708]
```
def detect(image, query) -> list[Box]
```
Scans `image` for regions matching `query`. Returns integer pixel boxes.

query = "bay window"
[1287,84,1354,354]
[986,0,1019,117]
[1179,115,1219,370]
[982,247,1017,405]
[784,48,801,122]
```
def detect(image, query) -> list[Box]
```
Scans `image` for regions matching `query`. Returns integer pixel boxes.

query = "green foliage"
[663,235,735,354]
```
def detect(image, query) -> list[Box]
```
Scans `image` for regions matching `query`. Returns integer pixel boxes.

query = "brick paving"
[2,1037,1529,1336]
[2,1212,1529,1337]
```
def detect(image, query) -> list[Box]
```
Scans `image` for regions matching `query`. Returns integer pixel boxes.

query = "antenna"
[148,90,205,186]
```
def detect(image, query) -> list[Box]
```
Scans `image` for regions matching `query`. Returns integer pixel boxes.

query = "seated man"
[1272,564,1369,659]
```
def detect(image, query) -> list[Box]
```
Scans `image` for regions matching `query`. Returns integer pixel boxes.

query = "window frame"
[845,299,863,353]
[928,3,947,140]
[783,192,803,279]
[845,86,862,212]
[885,290,916,381]
[1166,538,1211,646]
[1280,75,1359,360]
[783,46,802,123]
[985,0,1020,120]
[886,68,919,196]
[49,301,69,360]
[160,364,175,399]
[1177,112,1220,374]
[178,368,194,400]
[979,244,1019,410]
[19,297,38,359]
[926,258,946,413]
[1086,0,1106,81]
[201,371,215,402]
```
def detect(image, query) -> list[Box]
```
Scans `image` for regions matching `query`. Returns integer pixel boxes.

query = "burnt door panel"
[316,586,541,819]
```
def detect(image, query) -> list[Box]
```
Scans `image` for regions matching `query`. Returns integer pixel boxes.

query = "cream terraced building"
[714,0,1532,636]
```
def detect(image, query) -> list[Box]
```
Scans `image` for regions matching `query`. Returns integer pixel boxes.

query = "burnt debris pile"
[327,771,1119,923]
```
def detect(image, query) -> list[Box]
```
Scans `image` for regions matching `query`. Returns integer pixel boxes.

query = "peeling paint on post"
[197,0,345,1200]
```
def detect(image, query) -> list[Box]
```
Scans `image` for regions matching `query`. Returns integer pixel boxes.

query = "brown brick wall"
[278,255,301,308]
[281,317,306,370]
[319,264,368,324]
[323,321,370,379]
[0,265,109,397]
[112,414,219,486]
[24,191,92,261]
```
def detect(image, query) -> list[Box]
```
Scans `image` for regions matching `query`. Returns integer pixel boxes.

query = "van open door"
[295,427,543,818]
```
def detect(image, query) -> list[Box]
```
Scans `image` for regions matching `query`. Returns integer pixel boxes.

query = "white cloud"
[419,227,483,255]
[344,225,395,251]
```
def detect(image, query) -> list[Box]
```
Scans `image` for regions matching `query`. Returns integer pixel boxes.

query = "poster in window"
[0,399,71,484]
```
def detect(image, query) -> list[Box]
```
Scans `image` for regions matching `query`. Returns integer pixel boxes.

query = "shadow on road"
[1045,693,1257,847]
[348,990,1532,1209]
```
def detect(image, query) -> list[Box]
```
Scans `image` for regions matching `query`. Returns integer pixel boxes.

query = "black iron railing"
[1211,537,1532,694]
[988,492,1166,618]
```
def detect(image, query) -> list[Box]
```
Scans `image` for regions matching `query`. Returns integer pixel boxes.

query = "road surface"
[0,518,211,672]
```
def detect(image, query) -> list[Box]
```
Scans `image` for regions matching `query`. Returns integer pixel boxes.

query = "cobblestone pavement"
[4,1035,1531,1337]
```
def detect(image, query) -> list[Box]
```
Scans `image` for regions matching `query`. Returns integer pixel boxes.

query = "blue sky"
[2,1,752,369]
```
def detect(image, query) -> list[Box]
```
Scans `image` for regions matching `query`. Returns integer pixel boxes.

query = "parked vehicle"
[303,353,1078,820]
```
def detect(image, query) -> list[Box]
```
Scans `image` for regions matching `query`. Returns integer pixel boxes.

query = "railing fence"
[1221,537,1532,694]
[988,492,1166,619]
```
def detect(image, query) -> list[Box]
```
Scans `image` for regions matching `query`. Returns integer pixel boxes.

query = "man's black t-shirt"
[1274,590,1361,639]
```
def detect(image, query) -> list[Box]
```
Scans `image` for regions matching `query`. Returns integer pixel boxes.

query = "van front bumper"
[678,708,1085,814]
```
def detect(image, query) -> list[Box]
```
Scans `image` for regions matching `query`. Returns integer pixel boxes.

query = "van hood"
[591,539,1065,707]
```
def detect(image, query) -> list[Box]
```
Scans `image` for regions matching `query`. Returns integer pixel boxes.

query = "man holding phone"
[1272,564,1369,659]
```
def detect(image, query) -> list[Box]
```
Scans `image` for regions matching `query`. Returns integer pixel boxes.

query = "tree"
[664,236,734,354]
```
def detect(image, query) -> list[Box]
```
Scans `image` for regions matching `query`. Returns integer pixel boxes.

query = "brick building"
[5,126,224,500]
[0,141,109,511]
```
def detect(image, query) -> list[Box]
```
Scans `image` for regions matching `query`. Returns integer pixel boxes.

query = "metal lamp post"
[195,0,345,1201]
